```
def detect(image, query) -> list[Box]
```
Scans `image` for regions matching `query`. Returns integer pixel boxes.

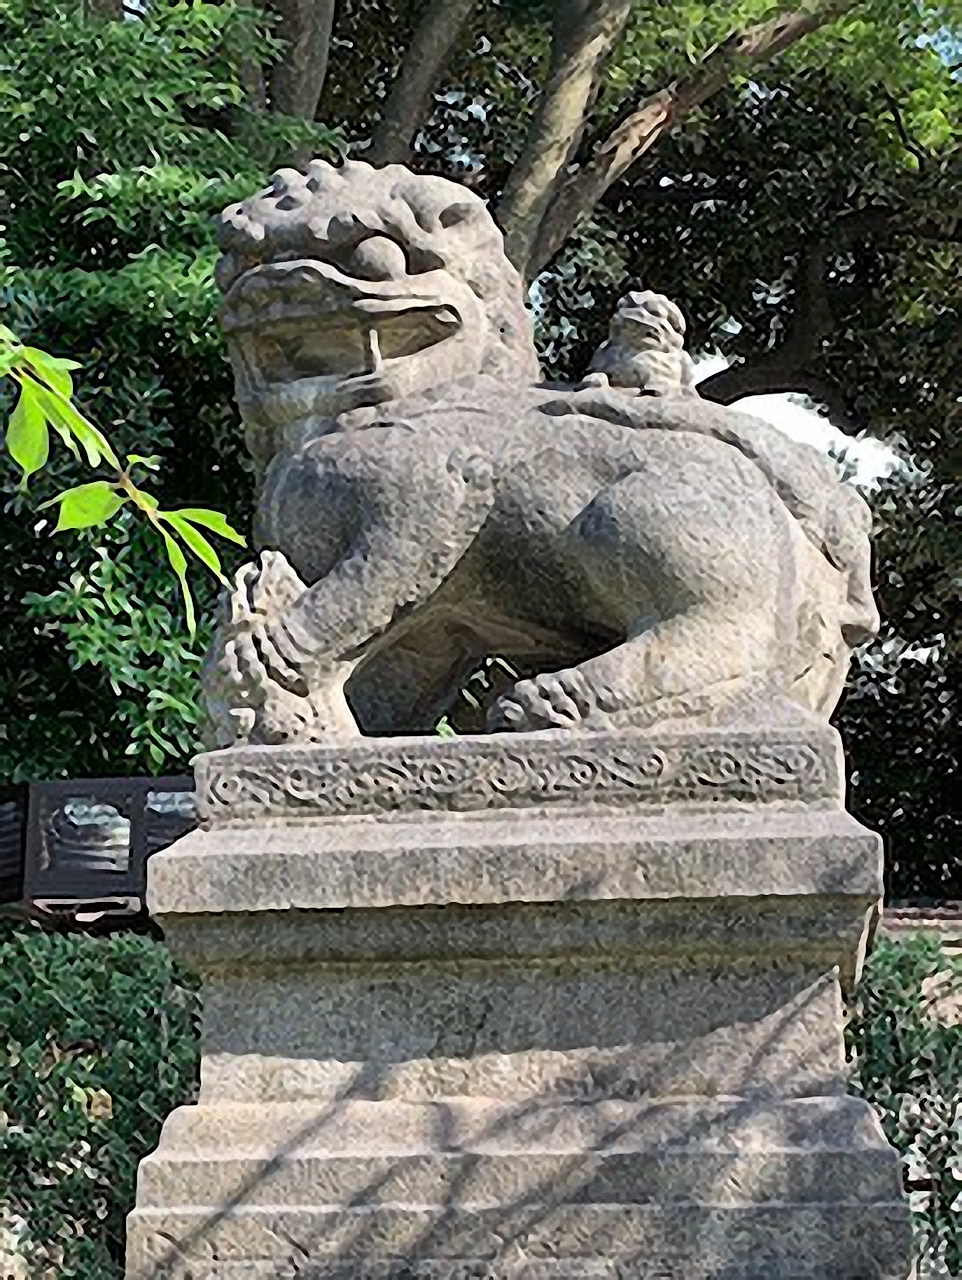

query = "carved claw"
[217,552,316,698]
[204,550,346,747]
[229,619,309,698]
[491,668,597,731]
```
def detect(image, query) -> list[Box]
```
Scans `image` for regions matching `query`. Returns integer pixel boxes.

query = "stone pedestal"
[126,723,914,1279]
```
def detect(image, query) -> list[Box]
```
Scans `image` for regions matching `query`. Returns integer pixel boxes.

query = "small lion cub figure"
[584,289,699,398]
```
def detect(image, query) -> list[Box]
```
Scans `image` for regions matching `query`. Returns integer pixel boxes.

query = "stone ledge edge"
[195,723,842,824]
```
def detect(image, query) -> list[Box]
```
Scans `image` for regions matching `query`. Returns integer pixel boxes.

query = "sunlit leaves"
[0,334,117,475]
[158,525,195,636]
[18,347,79,397]
[0,0,275,780]
[0,327,245,636]
[163,512,227,579]
[5,377,48,481]
[22,532,217,767]
[166,507,246,546]
[32,381,118,469]
[0,0,343,272]
[597,0,962,176]
[150,509,245,635]
[44,479,125,531]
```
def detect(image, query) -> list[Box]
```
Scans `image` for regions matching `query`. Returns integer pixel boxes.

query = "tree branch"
[697,240,833,402]
[700,354,861,434]
[268,0,336,120]
[83,0,123,16]
[526,0,864,278]
[496,0,634,273]
[884,92,930,171]
[699,194,959,418]
[697,207,898,424]
[368,0,477,167]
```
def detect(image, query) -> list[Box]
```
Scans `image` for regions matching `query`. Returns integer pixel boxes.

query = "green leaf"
[128,485,159,512]
[6,380,50,484]
[45,481,126,532]
[171,507,246,546]
[127,453,161,470]
[162,512,226,581]
[67,1079,87,1108]
[159,528,196,636]
[31,381,119,469]
[21,347,81,398]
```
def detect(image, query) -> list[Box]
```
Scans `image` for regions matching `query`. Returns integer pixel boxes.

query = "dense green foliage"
[0,922,200,1277]
[0,0,958,896]
[0,924,957,1276]
[848,933,962,1275]
[0,0,339,777]
[0,324,248,644]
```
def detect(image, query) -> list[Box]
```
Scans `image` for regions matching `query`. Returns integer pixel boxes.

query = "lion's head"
[217,160,540,469]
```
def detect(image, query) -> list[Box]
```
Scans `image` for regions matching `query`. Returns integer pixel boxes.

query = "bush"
[0,922,199,1277]
[0,924,958,1277]
[0,0,341,783]
[847,933,962,1277]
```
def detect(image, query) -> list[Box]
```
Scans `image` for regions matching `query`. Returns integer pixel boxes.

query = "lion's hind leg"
[491,434,796,731]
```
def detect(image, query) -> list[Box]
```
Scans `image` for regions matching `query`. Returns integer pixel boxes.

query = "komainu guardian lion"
[204,159,878,745]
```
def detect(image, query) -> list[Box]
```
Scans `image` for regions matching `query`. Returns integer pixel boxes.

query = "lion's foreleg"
[220,445,496,745]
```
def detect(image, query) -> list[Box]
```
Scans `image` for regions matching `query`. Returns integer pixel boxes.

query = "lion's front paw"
[253,682,357,745]
[490,668,598,731]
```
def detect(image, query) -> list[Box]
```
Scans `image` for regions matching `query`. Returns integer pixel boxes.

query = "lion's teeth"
[366,326,384,374]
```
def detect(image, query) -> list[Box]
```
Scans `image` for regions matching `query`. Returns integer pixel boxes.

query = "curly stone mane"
[216,158,540,386]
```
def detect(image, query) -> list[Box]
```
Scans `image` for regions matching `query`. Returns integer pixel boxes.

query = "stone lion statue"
[203,158,879,746]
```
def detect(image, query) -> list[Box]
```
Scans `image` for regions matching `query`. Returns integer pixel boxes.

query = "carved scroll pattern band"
[196,734,832,822]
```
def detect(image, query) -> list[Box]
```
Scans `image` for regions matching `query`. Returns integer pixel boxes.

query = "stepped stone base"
[125,724,914,1279]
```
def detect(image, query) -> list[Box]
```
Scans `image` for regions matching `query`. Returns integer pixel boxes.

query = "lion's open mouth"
[238,307,460,385]
[222,258,465,391]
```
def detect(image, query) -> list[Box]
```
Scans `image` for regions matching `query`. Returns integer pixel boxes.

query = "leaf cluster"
[0,0,340,778]
[848,933,962,1274]
[22,526,217,767]
[0,921,200,1278]
[0,0,341,268]
[1,325,245,634]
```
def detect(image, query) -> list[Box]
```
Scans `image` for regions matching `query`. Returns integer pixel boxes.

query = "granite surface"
[126,723,913,1279]
[201,159,879,749]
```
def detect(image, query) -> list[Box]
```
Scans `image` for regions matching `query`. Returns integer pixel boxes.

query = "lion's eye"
[350,236,409,281]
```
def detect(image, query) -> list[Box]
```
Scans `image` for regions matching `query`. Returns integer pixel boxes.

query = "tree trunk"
[496,0,634,274]
[368,0,477,167]
[83,0,123,17]
[698,207,897,429]
[525,0,863,279]
[268,0,337,120]
[697,241,836,405]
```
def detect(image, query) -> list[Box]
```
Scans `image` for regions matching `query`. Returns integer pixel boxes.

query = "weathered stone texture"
[126,161,909,1279]
[201,160,879,750]
[126,726,914,1279]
